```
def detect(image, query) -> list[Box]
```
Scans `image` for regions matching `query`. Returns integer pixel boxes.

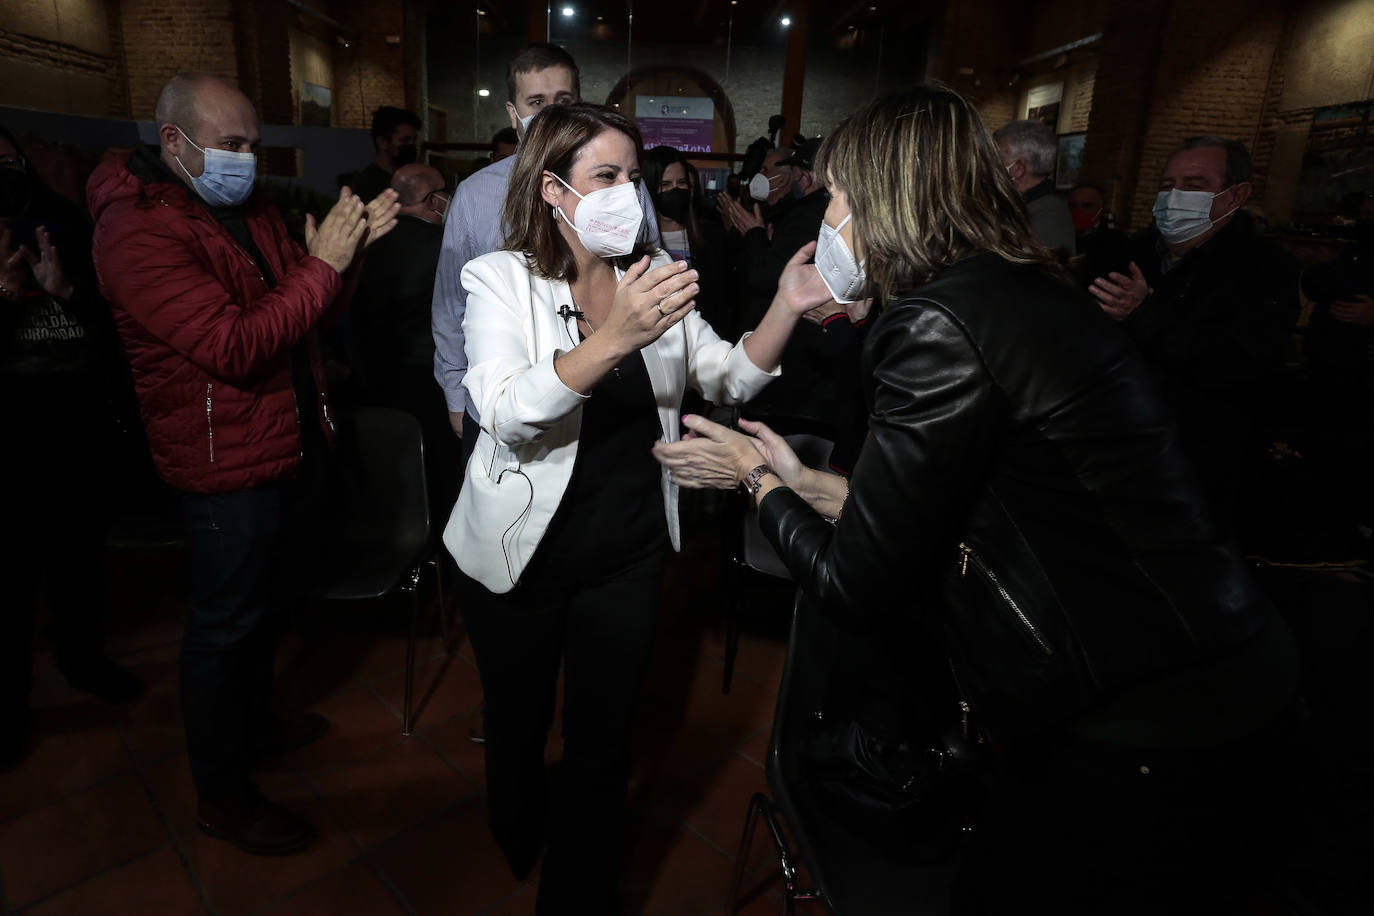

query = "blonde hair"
[814,85,1060,302]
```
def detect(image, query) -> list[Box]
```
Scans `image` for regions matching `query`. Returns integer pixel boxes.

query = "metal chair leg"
[729,792,822,914]
[726,792,767,914]
[402,567,421,736]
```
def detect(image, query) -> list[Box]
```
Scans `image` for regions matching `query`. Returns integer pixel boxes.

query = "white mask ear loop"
[548,172,583,230]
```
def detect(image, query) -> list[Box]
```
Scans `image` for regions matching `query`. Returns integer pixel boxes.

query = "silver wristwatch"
[740,464,774,498]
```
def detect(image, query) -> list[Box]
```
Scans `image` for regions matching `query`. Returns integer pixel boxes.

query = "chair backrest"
[765,593,964,912]
[347,405,430,548]
[740,433,836,579]
[307,406,432,599]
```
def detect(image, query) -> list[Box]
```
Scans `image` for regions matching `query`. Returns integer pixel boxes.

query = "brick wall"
[0,0,117,116]
[331,0,407,130]
[930,0,1032,130]
[1121,0,1287,230]
[104,0,132,118]
[118,0,239,121]
[1076,0,1167,229]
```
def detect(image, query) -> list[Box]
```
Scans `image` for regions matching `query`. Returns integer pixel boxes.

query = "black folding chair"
[306,406,448,735]
[727,592,965,915]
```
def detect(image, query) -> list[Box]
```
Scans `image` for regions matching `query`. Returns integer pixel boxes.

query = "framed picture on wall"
[301,82,331,127]
[1056,132,1086,190]
[1025,82,1064,129]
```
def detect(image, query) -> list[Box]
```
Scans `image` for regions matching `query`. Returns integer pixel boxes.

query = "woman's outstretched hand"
[652,414,766,489]
[602,256,699,353]
[775,242,836,315]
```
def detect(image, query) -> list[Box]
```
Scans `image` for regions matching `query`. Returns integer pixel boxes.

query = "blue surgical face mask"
[174,126,256,207]
[1152,186,1236,244]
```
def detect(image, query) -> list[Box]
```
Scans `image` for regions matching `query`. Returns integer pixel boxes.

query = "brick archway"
[604,65,738,154]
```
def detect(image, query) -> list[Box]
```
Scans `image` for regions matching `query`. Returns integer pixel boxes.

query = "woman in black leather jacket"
[654,87,1300,913]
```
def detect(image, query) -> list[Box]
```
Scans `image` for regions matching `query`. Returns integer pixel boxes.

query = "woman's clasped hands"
[652,415,803,490]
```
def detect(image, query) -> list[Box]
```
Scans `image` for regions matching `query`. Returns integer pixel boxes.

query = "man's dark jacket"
[1121,213,1298,525]
[759,253,1290,743]
[351,213,443,405]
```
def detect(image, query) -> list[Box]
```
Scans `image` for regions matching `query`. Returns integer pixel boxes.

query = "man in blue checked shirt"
[430,42,659,451]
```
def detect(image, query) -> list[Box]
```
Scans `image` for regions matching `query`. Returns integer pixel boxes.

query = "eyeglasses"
[0,153,27,171]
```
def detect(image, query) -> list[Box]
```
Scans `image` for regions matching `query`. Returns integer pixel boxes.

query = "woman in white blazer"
[443,103,831,911]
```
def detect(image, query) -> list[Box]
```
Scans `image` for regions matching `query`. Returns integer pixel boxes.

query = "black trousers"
[0,421,108,723]
[458,547,666,915]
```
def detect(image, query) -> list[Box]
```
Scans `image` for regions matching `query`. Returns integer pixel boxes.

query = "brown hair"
[814,85,1060,302]
[502,102,655,283]
[506,43,581,104]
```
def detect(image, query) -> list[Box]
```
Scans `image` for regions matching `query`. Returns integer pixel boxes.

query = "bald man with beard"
[87,72,399,855]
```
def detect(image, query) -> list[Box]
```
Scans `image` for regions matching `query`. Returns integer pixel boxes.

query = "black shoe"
[1,709,35,771]
[58,655,146,704]
[256,712,330,760]
[197,789,316,856]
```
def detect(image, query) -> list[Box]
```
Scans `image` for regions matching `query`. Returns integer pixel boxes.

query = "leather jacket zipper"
[945,658,979,743]
[958,542,1054,656]
[205,382,215,462]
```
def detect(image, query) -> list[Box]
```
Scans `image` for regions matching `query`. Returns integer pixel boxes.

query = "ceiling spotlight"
[478,88,490,97]
[781,16,791,27]
[562,6,574,16]
[476,8,486,14]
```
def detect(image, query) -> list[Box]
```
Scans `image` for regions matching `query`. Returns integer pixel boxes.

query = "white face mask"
[550,172,643,258]
[814,213,866,304]
[1152,187,1237,244]
[748,171,783,202]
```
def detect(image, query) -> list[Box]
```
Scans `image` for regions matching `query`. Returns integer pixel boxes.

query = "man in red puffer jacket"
[88,73,398,855]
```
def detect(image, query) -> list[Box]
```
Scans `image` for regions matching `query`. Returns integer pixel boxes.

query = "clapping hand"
[28,226,72,300]
[0,225,72,301]
[1,226,29,300]
[1331,293,1374,326]
[305,186,368,274]
[362,189,400,248]
[717,194,767,236]
[1090,262,1152,321]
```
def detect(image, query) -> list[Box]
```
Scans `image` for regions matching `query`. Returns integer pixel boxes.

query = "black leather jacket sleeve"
[759,300,1003,623]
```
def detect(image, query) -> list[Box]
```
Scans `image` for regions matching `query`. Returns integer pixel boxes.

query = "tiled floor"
[1,533,808,915]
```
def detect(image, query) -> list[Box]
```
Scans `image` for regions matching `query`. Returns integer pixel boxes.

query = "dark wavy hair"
[814,85,1061,302]
[501,103,655,283]
[641,145,704,250]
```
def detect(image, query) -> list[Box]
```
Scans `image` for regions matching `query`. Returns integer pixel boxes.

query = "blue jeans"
[180,485,284,800]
